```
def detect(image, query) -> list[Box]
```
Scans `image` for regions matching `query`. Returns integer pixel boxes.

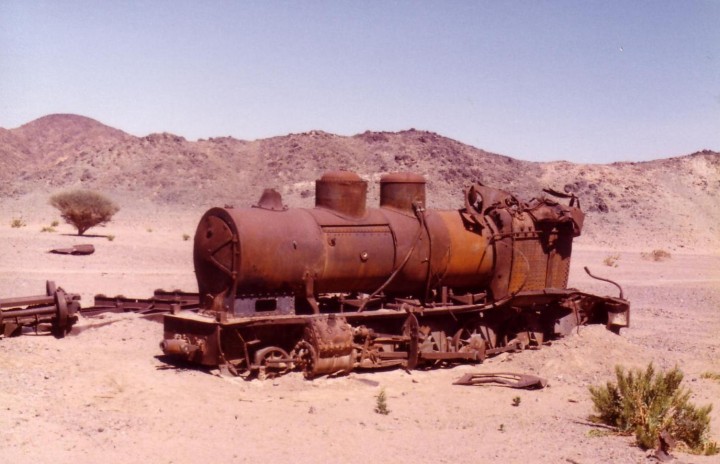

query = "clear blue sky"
[1,1,718,163]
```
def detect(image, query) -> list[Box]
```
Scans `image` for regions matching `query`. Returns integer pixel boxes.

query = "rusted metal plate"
[453,372,548,389]
[49,244,95,255]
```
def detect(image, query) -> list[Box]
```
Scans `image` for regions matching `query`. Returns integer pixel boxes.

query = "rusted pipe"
[584,266,624,299]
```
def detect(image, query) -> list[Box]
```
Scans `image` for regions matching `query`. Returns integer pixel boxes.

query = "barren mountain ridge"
[1,114,718,250]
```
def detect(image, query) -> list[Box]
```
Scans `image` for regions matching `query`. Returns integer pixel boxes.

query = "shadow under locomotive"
[160,171,629,379]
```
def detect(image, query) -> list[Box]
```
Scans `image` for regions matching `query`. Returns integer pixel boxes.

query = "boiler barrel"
[194,207,400,298]
[194,205,496,302]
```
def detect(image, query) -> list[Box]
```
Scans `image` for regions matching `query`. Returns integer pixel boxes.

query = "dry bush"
[701,372,720,383]
[641,249,672,261]
[589,364,718,455]
[603,254,620,267]
[49,190,120,236]
[10,218,26,228]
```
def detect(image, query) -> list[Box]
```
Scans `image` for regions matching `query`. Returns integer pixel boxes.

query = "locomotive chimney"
[379,172,426,212]
[315,171,367,217]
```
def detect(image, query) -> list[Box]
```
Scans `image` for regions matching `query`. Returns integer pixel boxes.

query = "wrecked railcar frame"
[0,281,80,338]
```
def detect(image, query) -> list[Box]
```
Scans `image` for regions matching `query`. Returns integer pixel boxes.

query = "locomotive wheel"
[291,341,318,379]
[51,288,70,338]
[254,346,292,380]
[452,320,498,352]
[476,324,498,349]
[402,313,419,369]
[46,280,57,296]
[520,311,545,348]
[417,329,451,367]
[417,327,436,353]
[451,328,487,362]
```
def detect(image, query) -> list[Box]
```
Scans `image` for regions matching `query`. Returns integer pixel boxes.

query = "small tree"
[49,190,120,236]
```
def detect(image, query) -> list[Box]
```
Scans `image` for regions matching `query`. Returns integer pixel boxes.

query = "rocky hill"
[1,114,718,250]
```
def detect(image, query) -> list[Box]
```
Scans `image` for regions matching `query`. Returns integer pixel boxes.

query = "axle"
[0,281,80,338]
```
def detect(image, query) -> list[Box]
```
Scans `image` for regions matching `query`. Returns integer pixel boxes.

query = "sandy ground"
[1,201,719,464]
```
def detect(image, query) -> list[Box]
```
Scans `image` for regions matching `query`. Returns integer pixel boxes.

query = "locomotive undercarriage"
[162,288,629,380]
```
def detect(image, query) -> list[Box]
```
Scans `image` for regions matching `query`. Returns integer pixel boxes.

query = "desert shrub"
[589,364,717,454]
[603,254,620,267]
[10,218,26,228]
[40,226,56,233]
[701,372,720,383]
[182,234,190,241]
[107,235,115,242]
[375,388,390,415]
[641,249,672,262]
[49,190,119,236]
[51,220,59,227]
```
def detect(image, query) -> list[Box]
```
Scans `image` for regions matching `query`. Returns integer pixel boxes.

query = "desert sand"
[1,115,719,463]
[1,196,719,464]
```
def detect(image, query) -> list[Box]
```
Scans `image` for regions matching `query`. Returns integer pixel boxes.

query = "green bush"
[589,364,717,455]
[49,190,119,236]
[375,388,390,415]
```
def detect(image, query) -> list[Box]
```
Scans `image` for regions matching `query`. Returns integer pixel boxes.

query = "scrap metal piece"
[81,290,200,319]
[0,281,81,338]
[584,266,624,300]
[49,244,95,255]
[453,372,548,389]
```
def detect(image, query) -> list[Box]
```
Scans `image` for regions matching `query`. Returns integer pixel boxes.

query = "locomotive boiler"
[161,171,629,379]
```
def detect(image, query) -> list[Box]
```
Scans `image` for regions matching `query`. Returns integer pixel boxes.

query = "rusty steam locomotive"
[161,171,629,379]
